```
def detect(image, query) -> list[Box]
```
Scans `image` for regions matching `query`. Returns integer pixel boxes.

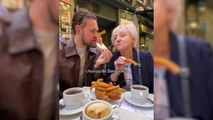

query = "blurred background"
[177,0,213,46]
[1,0,213,47]
[58,0,154,54]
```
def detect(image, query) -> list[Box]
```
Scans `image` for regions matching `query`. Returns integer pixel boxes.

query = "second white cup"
[63,87,85,110]
[130,85,149,104]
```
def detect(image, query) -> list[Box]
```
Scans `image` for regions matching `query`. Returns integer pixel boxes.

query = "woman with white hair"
[105,23,153,92]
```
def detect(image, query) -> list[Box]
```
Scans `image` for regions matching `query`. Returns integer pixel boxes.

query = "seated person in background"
[105,23,153,92]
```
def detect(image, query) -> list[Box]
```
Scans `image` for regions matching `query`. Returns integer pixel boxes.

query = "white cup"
[82,100,113,120]
[130,85,149,104]
[63,87,85,110]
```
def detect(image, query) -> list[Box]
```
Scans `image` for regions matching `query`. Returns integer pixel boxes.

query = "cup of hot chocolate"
[130,85,149,104]
[63,87,85,110]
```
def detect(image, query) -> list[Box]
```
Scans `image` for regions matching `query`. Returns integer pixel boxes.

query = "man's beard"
[82,32,97,48]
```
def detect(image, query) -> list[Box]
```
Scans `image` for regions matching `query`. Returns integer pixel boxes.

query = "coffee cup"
[130,85,149,104]
[63,87,85,110]
[82,100,113,120]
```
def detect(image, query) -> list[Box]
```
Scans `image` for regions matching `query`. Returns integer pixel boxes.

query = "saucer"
[124,92,154,107]
[59,99,87,116]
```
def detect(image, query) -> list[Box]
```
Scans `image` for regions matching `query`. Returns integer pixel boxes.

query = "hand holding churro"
[114,57,138,71]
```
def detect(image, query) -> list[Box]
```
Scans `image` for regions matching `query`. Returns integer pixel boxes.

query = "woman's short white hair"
[111,23,138,47]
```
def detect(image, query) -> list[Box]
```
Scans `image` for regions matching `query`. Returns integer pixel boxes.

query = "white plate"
[124,92,154,107]
[59,99,87,116]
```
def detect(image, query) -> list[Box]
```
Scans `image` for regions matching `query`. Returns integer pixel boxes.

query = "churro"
[126,59,138,66]
[154,57,180,74]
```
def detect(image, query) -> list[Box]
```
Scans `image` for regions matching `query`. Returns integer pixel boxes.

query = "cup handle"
[59,99,65,107]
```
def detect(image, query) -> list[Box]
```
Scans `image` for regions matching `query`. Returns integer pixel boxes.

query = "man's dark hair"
[71,8,97,35]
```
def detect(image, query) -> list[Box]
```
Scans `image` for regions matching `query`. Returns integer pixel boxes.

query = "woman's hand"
[110,56,127,82]
[114,56,127,72]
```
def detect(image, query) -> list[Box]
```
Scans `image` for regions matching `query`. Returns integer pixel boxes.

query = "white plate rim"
[124,92,154,107]
[59,99,85,116]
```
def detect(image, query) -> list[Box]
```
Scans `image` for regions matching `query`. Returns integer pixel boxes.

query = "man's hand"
[94,48,112,69]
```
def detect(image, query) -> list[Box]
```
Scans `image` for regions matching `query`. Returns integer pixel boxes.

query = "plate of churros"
[90,79,126,101]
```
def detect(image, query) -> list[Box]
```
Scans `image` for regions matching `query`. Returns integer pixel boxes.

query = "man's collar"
[7,8,37,54]
[64,39,99,57]
[64,39,78,57]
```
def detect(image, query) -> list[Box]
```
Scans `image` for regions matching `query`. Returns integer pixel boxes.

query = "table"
[59,90,154,120]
